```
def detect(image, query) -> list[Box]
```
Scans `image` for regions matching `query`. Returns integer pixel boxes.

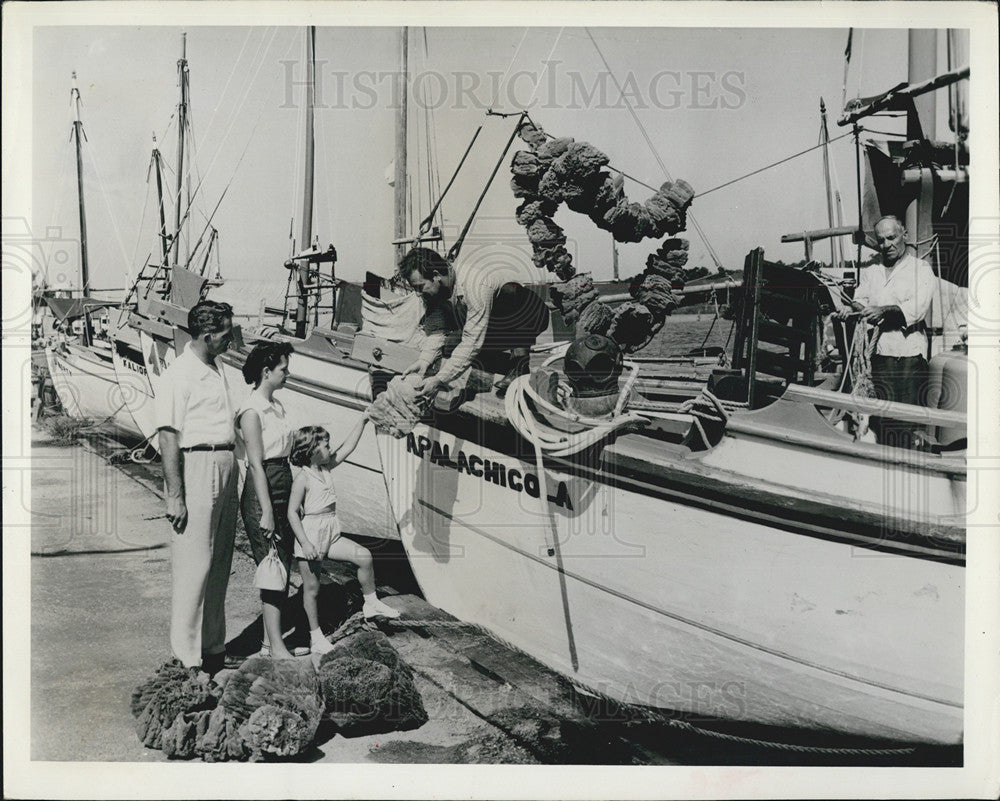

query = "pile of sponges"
[509,120,694,352]
[132,616,425,761]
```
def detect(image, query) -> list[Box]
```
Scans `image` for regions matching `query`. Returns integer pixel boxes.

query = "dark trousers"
[241,460,294,604]
[457,283,549,371]
[870,354,927,449]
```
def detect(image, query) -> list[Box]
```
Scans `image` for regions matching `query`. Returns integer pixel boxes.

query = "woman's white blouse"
[237,391,292,460]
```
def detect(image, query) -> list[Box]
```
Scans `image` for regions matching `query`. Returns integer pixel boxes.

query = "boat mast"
[393,27,408,262]
[904,30,938,260]
[294,26,316,338]
[819,98,843,274]
[173,34,189,267]
[151,137,169,265]
[70,72,90,303]
[70,71,93,345]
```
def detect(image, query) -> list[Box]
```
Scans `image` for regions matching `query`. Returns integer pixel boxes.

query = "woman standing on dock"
[237,341,300,660]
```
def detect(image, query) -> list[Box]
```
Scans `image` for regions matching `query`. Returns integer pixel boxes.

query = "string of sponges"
[510,120,695,352]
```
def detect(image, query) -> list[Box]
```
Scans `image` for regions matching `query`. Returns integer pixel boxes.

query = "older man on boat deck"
[399,247,550,397]
[842,215,936,448]
[155,300,238,676]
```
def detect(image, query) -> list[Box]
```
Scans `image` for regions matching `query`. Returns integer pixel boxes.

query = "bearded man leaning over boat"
[399,247,550,397]
[836,215,936,449]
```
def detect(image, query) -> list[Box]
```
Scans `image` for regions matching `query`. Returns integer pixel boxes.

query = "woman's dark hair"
[290,425,330,467]
[399,247,449,281]
[241,340,295,387]
[188,300,234,338]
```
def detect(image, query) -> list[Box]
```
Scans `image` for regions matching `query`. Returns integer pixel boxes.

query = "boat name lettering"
[121,356,147,376]
[406,433,573,511]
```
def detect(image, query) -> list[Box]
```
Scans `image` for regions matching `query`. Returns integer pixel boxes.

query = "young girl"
[287,418,400,655]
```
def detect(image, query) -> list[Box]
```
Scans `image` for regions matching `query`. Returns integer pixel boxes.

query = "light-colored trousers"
[170,451,238,667]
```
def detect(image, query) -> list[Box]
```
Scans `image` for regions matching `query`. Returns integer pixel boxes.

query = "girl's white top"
[300,466,338,517]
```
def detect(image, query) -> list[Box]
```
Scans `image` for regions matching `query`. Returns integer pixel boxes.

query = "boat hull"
[45,342,144,442]
[377,422,964,745]
[110,327,159,450]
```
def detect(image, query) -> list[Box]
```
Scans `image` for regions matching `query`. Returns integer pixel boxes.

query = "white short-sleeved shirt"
[237,391,292,461]
[155,344,236,448]
[853,253,936,357]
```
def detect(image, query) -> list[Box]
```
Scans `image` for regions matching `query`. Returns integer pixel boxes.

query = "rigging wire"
[289,28,308,252]
[424,28,445,234]
[583,28,725,273]
[178,27,282,243]
[316,95,336,250]
[126,172,154,288]
[525,28,564,109]
[83,144,132,290]
[488,27,532,110]
[695,131,855,199]
[49,114,76,242]
[193,27,259,153]
[858,128,908,138]
[855,30,866,99]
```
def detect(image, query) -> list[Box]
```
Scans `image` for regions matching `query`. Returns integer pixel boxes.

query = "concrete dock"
[26,425,660,764]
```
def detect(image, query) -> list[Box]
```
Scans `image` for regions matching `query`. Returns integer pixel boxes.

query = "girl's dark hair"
[242,340,295,386]
[290,425,329,467]
[399,246,449,280]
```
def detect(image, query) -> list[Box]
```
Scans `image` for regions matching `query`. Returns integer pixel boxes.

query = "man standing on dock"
[155,300,238,676]
[847,215,936,448]
[400,247,549,397]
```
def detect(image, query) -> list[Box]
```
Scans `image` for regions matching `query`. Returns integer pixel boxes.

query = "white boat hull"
[110,330,159,450]
[377,422,964,745]
[45,342,143,442]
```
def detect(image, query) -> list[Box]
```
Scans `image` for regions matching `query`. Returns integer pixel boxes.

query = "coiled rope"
[504,354,645,459]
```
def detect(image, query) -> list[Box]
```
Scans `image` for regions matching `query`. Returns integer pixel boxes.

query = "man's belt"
[900,320,927,336]
[182,443,235,452]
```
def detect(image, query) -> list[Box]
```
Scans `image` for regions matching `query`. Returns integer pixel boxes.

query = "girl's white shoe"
[310,632,335,654]
[363,597,401,620]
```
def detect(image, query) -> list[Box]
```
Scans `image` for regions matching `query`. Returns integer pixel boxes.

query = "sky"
[28,23,959,302]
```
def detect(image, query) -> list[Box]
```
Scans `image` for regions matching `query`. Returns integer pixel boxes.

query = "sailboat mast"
[905,30,938,260]
[152,140,169,264]
[819,98,842,273]
[300,27,315,252]
[173,34,188,266]
[394,27,408,262]
[295,26,316,339]
[71,72,90,301]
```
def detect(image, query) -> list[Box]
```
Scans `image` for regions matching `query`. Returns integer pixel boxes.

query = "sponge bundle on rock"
[318,626,428,736]
[131,660,220,751]
[509,120,695,352]
[132,621,427,761]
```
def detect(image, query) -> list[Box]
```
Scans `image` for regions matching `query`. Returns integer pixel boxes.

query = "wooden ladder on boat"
[730,248,827,405]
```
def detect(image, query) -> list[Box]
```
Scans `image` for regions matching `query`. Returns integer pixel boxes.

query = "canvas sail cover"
[360,289,425,347]
[170,266,209,309]
[42,296,117,323]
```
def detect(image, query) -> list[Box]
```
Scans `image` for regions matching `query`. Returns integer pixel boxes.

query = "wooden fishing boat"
[375,380,964,744]
[45,324,144,442]
[361,31,969,744]
[41,74,143,442]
